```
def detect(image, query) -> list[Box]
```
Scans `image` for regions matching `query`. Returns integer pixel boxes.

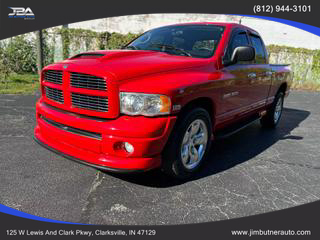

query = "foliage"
[0,41,12,88]
[267,44,320,91]
[0,73,39,94]
[267,44,314,54]
[2,35,37,73]
[106,32,139,50]
[42,29,55,66]
[97,32,110,50]
[55,28,139,58]
[59,28,71,59]
[1,28,320,93]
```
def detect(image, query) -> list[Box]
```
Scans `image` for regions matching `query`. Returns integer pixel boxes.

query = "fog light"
[124,142,134,153]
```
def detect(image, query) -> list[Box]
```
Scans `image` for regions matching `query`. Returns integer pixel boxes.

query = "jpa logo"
[8,7,35,19]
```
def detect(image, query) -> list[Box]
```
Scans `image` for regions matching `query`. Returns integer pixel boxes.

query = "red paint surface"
[34,23,292,171]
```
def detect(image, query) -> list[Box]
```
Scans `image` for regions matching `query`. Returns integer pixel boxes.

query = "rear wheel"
[162,108,212,179]
[260,92,284,128]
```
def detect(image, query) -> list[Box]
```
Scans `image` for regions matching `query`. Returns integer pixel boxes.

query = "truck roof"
[167,22,258,33]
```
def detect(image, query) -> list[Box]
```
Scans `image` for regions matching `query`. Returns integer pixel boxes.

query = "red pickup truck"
[34,22,292,178]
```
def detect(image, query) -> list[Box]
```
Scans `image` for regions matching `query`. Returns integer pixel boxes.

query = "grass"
[0,73,40,94]
[291,81,320,92]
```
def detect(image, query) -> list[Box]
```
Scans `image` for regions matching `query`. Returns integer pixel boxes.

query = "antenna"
[239,16,245,24]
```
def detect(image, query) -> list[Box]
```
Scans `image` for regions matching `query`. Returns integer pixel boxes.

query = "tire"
[162,108,212,179]
[260,92,284,128]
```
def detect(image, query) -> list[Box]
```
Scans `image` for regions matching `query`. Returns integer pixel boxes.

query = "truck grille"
[42,70,115,117]
[45,87,64,103]
[70,72,107,91]
[71,93,108,112]
[44,70,63,85]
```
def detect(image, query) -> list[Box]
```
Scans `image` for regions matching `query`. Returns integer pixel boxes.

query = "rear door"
[247,32,272,110]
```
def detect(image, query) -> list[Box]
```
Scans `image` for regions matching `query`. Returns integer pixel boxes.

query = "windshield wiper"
[123,45,139,50]
[150,44,192,57]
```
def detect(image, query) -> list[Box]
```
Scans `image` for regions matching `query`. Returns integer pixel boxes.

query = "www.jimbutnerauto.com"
[231,229,311,237]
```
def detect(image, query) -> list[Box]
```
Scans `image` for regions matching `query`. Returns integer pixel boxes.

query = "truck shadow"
[106,107,310,187]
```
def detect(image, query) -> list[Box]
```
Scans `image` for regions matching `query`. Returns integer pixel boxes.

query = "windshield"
[125,25,225,58]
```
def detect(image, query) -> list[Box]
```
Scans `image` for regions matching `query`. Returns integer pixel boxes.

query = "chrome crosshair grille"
[45,86,64,103]
[70,72,107,91]
[43,70,63,84]
[71,93,108,112]
[43,71,109,113]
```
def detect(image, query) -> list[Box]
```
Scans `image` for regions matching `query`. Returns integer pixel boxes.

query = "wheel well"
[178,97,214,121]
[278,82,287,95]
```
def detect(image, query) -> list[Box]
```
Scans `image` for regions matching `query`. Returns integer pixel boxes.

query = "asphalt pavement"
[0,91,319,225]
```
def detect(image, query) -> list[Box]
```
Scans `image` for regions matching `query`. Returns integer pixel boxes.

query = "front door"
[218,30,256,123]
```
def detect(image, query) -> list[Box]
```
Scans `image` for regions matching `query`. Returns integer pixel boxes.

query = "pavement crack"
[79,171,104,224]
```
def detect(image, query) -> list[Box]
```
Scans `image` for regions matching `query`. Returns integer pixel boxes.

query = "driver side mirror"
[231,46,255,63]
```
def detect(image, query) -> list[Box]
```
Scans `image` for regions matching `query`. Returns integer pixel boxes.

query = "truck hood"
[47,50,211,81]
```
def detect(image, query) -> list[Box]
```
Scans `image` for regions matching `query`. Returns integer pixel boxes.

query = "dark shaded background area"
[1,0,319,40]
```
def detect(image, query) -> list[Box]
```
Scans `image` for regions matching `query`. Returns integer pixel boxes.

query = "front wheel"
[260,92,284,128]
[162,108,212,179]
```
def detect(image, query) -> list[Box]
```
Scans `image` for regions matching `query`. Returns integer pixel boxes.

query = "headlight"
[120,92,171,116]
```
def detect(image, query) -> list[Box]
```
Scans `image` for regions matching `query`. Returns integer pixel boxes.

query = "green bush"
[267,44,320,90]
[42,30,55,66]
[0,42,12,88]
[3,35,37,73]
[56,28,140,58]
[56,28,100,58]
[1,29,320,93]
[0,32,55,75]
[107,32,139,49]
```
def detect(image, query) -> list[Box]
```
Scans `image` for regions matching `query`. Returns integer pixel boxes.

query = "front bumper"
[34,99,177,172]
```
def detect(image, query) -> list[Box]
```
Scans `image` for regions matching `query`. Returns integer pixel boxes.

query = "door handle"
[248,73,257,78]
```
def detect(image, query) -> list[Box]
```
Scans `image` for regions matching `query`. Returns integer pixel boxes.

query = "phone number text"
[253,5,311,14]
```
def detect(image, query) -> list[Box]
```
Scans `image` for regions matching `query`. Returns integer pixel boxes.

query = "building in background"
[68,14,320,50]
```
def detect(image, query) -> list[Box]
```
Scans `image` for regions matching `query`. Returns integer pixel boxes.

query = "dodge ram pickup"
[34,22,292,178]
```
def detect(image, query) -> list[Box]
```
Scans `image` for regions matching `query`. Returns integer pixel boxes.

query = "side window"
[225,32,250,63]
[249,35,266,64]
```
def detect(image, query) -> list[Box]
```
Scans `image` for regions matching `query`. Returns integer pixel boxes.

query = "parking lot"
[0,91,319,225]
